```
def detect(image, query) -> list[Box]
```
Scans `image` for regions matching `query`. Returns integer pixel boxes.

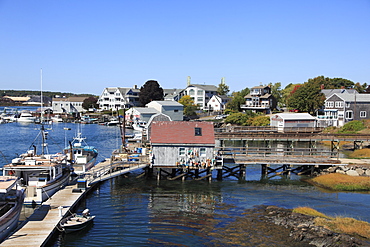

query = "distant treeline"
[1,90,96,98]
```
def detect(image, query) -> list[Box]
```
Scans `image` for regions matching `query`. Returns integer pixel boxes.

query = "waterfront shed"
[149,121,215,167]
[270,113,316,132]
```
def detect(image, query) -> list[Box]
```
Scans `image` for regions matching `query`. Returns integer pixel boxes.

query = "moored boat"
[64,127,98,175]
[2,125,70,205]
[17,110,36,123]
[0,176,25,243]
[59,209,95,233]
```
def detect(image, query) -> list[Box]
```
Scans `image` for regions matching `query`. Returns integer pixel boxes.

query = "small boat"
[17,110,36,123]
[132,120,147,131]
[59,209,95,233]
[2,124,70,205]
[0,176,25,243]
[64,127,98,175]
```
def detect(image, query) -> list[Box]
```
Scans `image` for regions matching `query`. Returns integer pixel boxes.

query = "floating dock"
[1,158,149,246]
[1,183,88,247]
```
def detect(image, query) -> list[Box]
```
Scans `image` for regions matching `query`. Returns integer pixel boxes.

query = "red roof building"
[149,121,215,167]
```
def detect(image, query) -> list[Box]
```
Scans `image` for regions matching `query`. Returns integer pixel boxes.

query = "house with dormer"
[149,121,215,167]
[241,85,276,114]
[98,87,141,110]
[320,93,370,127]
[179,84,218,110]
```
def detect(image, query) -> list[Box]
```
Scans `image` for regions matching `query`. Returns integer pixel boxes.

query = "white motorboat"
[0,176,25,243]
[17,110,36,123]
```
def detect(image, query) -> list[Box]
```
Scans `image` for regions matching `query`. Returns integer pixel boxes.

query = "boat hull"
[59,215,95,233]
[24,172,70,205]
[0,189,25,243]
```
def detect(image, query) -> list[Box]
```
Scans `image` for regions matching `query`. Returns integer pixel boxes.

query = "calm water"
[1,117,370,246]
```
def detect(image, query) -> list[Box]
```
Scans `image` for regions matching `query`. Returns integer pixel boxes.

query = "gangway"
[84,159,149,185]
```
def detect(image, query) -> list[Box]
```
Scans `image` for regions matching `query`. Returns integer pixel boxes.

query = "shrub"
[338,120,365,133]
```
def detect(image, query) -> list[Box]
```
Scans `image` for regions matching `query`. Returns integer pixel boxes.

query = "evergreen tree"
[139,80,164,106]
[82,96,99,110]
[217,78,230,95]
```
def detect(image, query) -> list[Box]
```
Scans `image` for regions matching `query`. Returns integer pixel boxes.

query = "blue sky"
[0,0,369,95]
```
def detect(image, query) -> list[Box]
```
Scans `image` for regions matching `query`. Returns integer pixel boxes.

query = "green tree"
[226,87,250,112]
[287,80,324,114]
[247,115,270,126]
[217,78,230,95]
[224,111,257,126]
[178,95,198,116]
[82,96,99,110]
[281,83,301,107]
[269,82,282,109]
[139,80,164,106]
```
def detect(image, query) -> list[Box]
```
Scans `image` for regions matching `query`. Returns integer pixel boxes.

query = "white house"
[270,113,316,132]
[98,87,140,110]
[146,101,184,121]
[206,95,231,112]
[179,84,218,110]
[52,97,87,114]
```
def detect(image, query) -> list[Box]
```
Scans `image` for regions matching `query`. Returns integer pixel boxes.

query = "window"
[360,111,366,118]
[326,101,334,108]
[335,101,343,108]
[345,111,353,119]
[179,147,186,156]
[200,148,206,156]
[189,89,195,96]
[197,97,203,101]
[346,102,350,108]
[197,90,203,95]
[195,127,202,136]
[174,109,178,112]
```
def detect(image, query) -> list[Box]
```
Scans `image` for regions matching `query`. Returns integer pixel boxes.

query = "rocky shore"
[247,205,369,247]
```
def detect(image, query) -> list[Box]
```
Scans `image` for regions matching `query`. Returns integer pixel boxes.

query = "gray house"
[146,101,184,121]
[321,93,370,127]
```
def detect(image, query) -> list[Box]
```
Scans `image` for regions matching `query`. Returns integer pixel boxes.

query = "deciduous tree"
[178,95,198,116]
[139,80,164,106]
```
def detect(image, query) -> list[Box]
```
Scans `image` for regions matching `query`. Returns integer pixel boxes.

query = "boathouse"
[270,113,316,132]
[149,121,215,167]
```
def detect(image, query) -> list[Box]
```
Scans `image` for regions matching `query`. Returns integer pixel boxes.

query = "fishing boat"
[64,127,98,175]
[59,209,95,233]
[0,176,25,243]
[2,125,70,205]
[2,70,70,205]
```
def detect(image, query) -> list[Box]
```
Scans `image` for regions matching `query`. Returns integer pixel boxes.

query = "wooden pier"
[1,157,148,246]
[1,182,88,247]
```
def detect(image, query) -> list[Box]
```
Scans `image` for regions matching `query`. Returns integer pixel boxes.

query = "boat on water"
[0,176,25,243]
[64,127,98,175]
[59,209,95,233]
[132,120,147,131]
[2,125,70,205]
[17,110,36,123]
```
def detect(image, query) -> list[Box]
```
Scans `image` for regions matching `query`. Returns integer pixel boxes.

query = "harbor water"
[1,118,370,246]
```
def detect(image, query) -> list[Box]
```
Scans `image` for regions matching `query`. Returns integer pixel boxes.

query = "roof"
[272,113,315,120]
[251,85,269,89]
[188,84,218,92]
[132,107,159,114]
[327,93,370,102]
[150,121,215,145]
[146,101,183,107]
[53,97,87,102]
[321,89,358,97]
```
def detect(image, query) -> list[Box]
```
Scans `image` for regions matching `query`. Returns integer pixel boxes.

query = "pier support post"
[217,169,223,181]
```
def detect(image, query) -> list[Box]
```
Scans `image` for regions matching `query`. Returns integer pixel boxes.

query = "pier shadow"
[28,204,51,221]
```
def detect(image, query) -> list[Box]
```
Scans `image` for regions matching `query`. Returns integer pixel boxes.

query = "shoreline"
[247,205,370,247]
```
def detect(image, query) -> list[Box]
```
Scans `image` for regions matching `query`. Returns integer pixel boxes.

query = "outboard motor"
[82,208,90,217]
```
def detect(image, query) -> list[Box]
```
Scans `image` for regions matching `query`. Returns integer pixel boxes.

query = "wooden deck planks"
[1,184,86,247]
